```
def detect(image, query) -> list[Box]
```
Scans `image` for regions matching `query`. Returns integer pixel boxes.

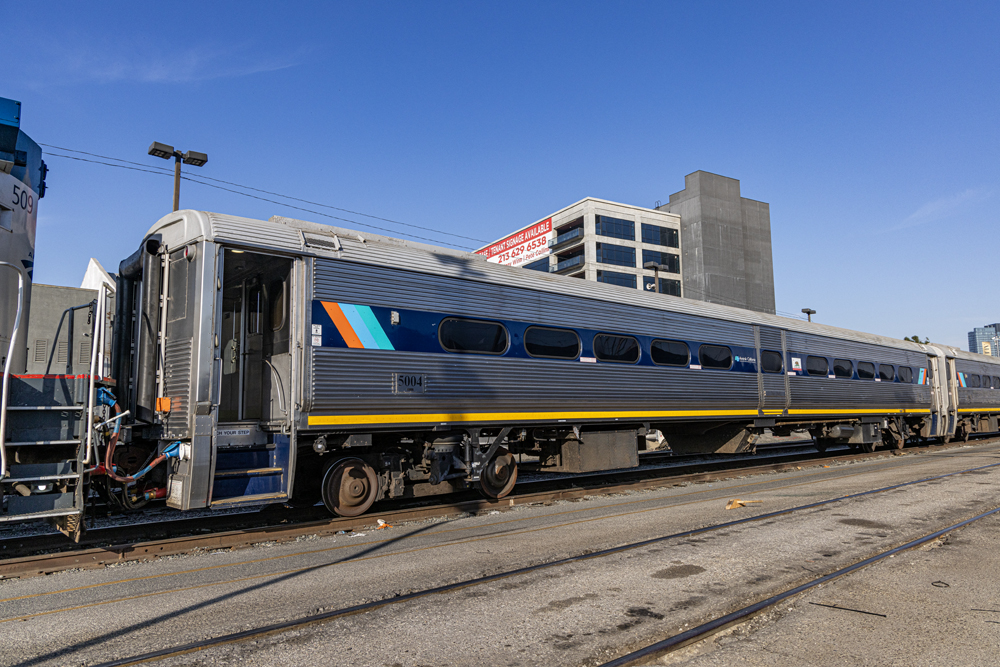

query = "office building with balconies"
[476,198,684,296]
[476,172,776,313]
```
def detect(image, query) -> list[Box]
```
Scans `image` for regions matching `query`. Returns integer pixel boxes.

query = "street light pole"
[802,308,816,323]
[173,154,181,212]
[148,142,208,212]
[643,261,668,294]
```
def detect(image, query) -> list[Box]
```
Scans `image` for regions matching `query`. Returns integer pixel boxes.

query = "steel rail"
[0,438,961,573]
[81,457,1000,667]
[598,504,1000,667]
[0,438,990,578]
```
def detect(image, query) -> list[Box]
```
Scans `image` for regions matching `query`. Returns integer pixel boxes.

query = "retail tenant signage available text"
[477,218,552,268]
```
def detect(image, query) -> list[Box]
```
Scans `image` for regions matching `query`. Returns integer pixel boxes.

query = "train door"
[210,248,294,507]
[945,355,959,437]
[925,350,947,437]
[755,325,786,415]
[217,249,293,425]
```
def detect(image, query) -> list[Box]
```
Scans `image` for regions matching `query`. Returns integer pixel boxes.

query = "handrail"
[0,261,27,479]
[84,284,113,465]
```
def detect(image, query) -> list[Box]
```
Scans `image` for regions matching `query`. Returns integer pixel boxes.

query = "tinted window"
[897,366,913,383]
[525,327,580,359]
[967,373,981,388]
[596,243,636,268]
[594,334,640,363]
[641,249,680,273]
[857,362,876,379]
[833,359,853,378]
[269,279,286,331]
[806,356,829,376]
[994,376,1000,389]
[699,344,733,370]
[640,223,679,248]
[761,350,783,373]
[878,364,895,382]
[523,258,549,272]
[439,318,508,355]
[596,270,637,289]
[651,339,690,366]
[595,215,635,241]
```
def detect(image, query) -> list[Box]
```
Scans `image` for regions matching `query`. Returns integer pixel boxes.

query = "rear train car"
[96,210,1000,518]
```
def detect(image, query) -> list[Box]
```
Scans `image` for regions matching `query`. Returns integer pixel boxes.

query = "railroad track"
[71,450,1000,667]
[598,505,1000,666]
[0,437,981,580]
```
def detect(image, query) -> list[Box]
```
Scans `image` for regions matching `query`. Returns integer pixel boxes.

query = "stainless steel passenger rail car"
[102,210,1000,518]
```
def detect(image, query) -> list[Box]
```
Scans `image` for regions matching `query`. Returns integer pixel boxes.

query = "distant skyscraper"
[969,325,999,357]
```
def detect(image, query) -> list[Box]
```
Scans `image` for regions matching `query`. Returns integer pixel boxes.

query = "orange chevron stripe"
[322,301,364,349]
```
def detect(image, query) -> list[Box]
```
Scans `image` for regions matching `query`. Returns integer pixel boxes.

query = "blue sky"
[6,1,998,348]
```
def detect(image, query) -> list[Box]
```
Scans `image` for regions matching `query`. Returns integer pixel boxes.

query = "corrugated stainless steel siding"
[268,214,935,352]
[310,348,759,417]
[312,258,755,345]
[785,331,927,367]
[788,375,930,411]
[758,326,783,351]
[208,213,302,252]
[163,336,193,438]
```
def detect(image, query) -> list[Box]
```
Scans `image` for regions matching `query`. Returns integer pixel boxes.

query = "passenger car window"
[806,356,829,376]
[857,362,876,379]
[269,279,286,331]
[897,366,913,384]
[878,364,895,382]
[699,344,732,370]
[439,318,509,355]
[761,350,783,374]
[967,374,982,388]
[524,327,580,359]
[594,334,640,363]
[833,359,853,378]
[650,339,689,366]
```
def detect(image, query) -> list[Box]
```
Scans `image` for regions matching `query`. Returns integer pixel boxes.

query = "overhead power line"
[39,143,490,246]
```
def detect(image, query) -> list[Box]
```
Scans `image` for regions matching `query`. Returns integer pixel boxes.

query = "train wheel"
[321,458,378,517]
[477,447,518,499]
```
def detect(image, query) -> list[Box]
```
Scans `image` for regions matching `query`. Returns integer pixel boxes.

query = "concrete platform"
[0,440,998,666]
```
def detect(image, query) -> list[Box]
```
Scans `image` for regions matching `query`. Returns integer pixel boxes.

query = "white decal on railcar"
[311,335,322,346]
[312,324,322,336]
[791,357,802,371]
[690,364,702,370]
[580,357,597,363]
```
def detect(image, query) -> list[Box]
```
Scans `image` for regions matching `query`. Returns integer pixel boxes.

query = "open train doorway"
[210,248,294,507]
[217,249,293,426]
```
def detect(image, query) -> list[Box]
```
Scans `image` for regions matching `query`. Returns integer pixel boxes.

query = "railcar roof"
[145,209,997,366]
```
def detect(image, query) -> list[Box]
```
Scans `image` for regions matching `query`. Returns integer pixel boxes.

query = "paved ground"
[1,441,999,667]
[653,510,1000,666]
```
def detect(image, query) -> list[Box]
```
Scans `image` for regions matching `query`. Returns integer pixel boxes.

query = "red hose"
[103,402,166,484]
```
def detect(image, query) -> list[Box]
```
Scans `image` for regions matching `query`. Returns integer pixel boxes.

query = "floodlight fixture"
[147,141,208,211]
[148,142,175,159]
[802,308,816,323]
[182,150,208,167]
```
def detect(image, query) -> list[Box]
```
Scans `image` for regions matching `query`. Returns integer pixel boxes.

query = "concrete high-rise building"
[969,325,1000,357]
[656,171,775,314]
[476,171,776,314]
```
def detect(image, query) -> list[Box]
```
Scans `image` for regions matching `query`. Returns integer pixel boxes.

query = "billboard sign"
[477,218,553,268]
